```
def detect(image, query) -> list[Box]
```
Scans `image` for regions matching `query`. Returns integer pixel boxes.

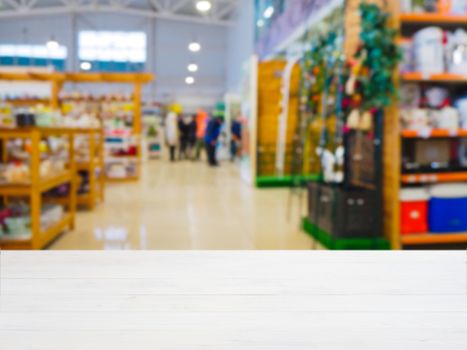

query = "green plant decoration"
[148,125,157,138]
[355,2,401,111]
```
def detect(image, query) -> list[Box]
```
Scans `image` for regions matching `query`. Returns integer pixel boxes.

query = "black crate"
[307,182,321,224]
[317,184,334,234]
[314,184,381,239]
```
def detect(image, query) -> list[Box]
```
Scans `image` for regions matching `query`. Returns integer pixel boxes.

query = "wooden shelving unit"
[63,74,151,183]
[104,134,141,182]
[384,6,467,249]
[74,128,105,209]
[0,127,77,250]
[0,71,154,184]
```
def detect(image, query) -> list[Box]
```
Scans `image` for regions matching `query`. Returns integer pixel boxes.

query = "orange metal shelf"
[400,13,467,24]
[402,172,467,184]
[402,72,467,83]
[402,129,467,138]
[397,37,412,45]
[402,233,467,245]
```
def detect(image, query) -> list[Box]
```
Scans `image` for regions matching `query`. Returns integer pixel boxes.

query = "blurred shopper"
[204,116,224,167]
[165,112,179,162]
[178,114,194,160]
[195,109,208,161]
[188,114,197,159]
[230,115,242,161]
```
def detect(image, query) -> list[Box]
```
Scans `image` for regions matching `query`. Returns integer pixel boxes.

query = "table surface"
[1,251,467,350]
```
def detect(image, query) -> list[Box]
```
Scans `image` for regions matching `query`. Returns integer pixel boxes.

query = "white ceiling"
[0,0,239,25]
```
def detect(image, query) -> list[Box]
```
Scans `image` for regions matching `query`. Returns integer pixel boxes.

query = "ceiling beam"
[215,0,237,20]
[0,4,234,26]
[170,0,190,13]
[147,0,163,11]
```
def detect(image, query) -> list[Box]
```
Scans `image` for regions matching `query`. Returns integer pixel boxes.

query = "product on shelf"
[0,202,65,240]
[402,25,467,76]
[414,27,445,75]
[400,188,430,234]
[142,105,164,159]
[40,204,64,230]
[428,183,467,232]
[0,159,66,184]
[0,104,101,129]
[401,0,467,14]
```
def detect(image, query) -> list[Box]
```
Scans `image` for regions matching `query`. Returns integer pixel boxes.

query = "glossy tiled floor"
[50,160,314,250]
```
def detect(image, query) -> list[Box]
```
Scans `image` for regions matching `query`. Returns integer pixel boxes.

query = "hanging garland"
[345,2,401,130]
[355,2,400,108]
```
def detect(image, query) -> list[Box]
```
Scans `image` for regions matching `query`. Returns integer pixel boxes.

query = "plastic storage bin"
[413,27,445,75]
[400,188,430,235]
[428,183,467,233]
[316,184,381,239]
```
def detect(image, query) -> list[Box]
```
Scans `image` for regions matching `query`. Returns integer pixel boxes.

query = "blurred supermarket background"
[0,0,467,250]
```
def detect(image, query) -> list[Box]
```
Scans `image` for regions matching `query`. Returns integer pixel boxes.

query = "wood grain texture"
[1,251,466,349]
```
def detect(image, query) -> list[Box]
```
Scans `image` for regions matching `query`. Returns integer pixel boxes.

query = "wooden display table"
[0,251,466,349]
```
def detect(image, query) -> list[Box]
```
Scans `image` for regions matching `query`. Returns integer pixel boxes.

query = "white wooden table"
[1,251,467,349]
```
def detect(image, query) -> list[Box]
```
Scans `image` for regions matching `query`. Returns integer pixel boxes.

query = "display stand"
[43,128,105,210]
[0,71,154,184]
[380,4,467,249]
[75,128,105,209]
[61,73,153,183]
[142,104,164,160]
[255,60,302,187]
[0,127,76,250]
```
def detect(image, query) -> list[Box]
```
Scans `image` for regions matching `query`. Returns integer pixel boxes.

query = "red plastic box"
[400,188,430,235]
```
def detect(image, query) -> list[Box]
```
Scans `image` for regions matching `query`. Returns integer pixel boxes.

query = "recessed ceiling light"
[264,6,274,19]
[185,76,195,85]
[257,19,265,27]
[188,63,198,72]
[196,0,212,13]
[80,61,92,71]
[46,38,59,50]
[188,42,201,52]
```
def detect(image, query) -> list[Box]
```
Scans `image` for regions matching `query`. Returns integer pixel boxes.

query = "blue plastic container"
[429,184,467,233]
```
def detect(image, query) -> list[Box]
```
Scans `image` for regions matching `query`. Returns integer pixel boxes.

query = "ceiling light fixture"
[188,63,199,72]
[264,6,274,19]
[257,19,265,28]
[80,61,92,71]
[185,76,195,85]
[46,38,59,50]
[196,0,212,13]
[188,42,201,52]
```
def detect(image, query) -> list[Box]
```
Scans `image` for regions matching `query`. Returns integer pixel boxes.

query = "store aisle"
[50,161,314,250]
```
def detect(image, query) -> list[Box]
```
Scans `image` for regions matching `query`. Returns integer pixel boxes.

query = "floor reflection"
[50,161,314,250]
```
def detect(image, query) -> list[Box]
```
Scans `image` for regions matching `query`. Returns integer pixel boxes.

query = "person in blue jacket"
[230,116,242,161]
[204,116,224,166]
